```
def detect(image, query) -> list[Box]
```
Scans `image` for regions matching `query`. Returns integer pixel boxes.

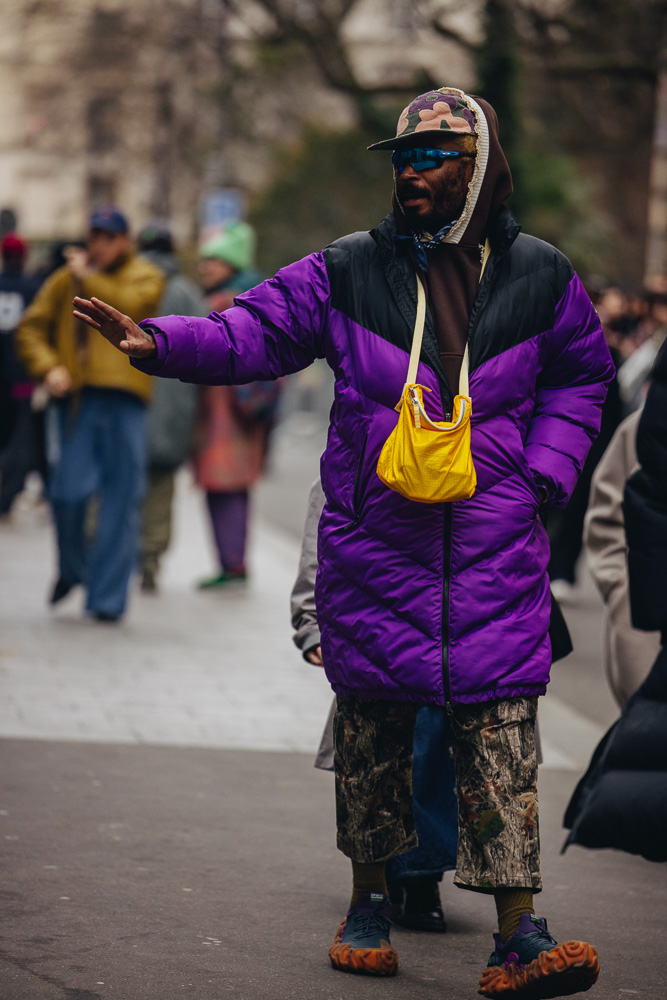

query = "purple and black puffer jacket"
[136,206,614,706]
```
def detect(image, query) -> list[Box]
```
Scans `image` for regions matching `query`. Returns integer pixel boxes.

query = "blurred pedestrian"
[291,479,455,933]
[136,222,203,592]
[616,288,667,415]
[564,338,667,862]
[549,282,667,602]
[193,223,280,588]
[0,208,17,240]
[0,233,45,514]
[15,207,164,621]
[74,86,613,998]
[583,410,661,706]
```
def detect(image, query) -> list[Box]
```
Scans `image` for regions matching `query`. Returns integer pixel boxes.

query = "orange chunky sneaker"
[328,892,398,976]
[478,914,599,999]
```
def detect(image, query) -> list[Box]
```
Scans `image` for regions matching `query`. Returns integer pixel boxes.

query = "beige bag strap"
[404,277,427,388]
[400,239,491,408]
[460,239,491,397]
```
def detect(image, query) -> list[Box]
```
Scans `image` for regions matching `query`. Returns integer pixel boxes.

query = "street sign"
[200,189,245,242]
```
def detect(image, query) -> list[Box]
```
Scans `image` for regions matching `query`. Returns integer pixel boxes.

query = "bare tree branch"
[551,61,658,83]
[430,19,477,50]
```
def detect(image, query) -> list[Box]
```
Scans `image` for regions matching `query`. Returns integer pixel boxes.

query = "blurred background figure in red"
[193,223,281,588]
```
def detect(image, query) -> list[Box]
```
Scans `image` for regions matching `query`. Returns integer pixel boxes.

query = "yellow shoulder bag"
[376,242,490,504]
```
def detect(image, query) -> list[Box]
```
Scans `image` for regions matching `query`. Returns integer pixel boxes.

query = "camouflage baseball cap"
[368,88,478,150]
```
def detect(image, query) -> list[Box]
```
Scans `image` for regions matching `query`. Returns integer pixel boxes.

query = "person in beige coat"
[583,409,661,706]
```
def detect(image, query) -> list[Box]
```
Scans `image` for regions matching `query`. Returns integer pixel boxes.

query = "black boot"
[49,577,75,605]
[390,875,447,933]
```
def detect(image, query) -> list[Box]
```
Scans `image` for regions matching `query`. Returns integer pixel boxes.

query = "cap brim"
[368,129,478,151]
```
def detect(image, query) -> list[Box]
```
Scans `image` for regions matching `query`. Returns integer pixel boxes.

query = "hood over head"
[379,88,515,395]
[379,87,512,248]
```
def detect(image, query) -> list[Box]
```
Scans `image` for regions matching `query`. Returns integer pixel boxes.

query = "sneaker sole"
[328,919,399,976]
[478,941,599,998]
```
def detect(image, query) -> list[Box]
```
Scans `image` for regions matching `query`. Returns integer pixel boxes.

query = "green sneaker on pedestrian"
[478,913,599,998]
[328,892,398,976]
[197,570,247,589]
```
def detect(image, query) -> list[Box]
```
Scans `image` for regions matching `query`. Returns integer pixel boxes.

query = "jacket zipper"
[440,244,498,706]
[441,502,452,704]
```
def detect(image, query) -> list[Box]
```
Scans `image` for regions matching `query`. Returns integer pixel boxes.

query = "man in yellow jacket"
[15,208,164,621]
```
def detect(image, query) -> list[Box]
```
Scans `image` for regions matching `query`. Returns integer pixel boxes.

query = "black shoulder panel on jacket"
[322,222,579,373]
[470,233,575,370]
[322,225,416,357]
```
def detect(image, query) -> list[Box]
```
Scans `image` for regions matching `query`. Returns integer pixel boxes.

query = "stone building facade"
[0,0,473,243]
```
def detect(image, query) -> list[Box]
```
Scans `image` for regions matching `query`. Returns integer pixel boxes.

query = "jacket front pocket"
[322,412,371,525]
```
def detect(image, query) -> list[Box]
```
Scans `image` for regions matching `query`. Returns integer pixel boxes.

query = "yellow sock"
[350,861,387,909]
[494,888,535,943]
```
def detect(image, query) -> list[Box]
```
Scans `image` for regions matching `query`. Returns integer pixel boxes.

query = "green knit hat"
[199,221,256,271]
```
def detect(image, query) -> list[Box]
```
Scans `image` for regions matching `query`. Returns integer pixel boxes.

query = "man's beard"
[397,178,468,234]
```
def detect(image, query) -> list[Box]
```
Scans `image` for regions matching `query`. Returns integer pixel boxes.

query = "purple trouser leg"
[206,490,249,572]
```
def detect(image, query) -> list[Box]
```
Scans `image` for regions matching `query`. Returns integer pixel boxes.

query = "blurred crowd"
[0,206,280,622]
[546,277,667,604]
[592,277,667,416]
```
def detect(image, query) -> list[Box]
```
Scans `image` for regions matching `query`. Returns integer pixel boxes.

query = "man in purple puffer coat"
[73,88,613,998]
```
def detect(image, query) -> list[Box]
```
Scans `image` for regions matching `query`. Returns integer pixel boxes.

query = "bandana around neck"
[396,220,458,272]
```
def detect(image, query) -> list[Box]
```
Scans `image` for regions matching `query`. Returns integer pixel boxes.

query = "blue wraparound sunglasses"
[391,148,475,173]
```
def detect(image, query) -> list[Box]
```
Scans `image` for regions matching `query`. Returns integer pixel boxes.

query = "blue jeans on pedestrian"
[386,706,458,884]
[48,388,147,618]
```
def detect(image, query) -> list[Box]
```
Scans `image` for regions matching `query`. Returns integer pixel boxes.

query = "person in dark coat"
[136,223,203,592]
[563,338,667,862]
[0,234,44,511]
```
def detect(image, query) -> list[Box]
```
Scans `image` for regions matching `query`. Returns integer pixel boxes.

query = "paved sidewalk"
[0,475,333,753]
[0,472,606,769]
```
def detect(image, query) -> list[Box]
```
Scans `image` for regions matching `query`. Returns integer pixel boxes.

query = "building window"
[87,175,117,211]
[87,97,119,153]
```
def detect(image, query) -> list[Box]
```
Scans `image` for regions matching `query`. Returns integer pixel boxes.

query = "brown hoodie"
[394,95,513,392]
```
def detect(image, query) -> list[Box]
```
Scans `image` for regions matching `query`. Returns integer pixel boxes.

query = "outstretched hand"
[72,296,158,359]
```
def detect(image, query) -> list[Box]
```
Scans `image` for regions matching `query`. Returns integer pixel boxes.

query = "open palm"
[72,296,157,359]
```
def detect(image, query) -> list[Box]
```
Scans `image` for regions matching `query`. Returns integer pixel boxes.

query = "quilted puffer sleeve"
[624,340,667,636]
[132,252,330,385]
[523,272,615,507]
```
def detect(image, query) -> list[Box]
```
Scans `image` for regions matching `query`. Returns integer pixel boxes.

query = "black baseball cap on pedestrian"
[137,221,173,253]
[88,207,129,235]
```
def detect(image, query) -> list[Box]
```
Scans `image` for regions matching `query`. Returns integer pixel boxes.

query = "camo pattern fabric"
[334,695,418,862]
[450,696,541,893]
[334,694,541,892]
[396,89,477,140]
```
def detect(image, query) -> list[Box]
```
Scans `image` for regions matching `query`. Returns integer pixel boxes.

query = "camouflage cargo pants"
[334,695,541,893]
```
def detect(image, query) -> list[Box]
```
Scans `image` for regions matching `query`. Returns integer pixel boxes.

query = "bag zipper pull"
[409,387,421,429]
